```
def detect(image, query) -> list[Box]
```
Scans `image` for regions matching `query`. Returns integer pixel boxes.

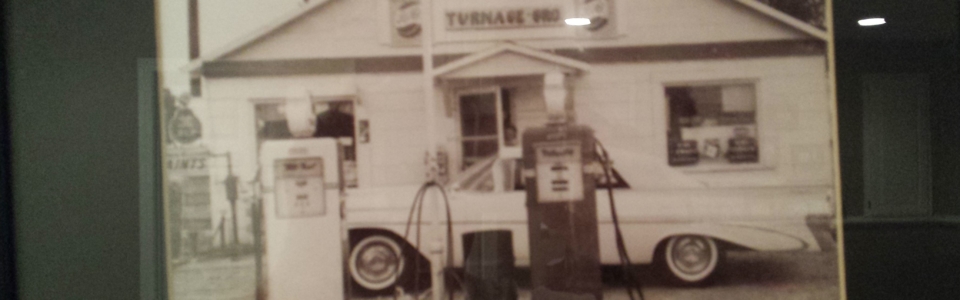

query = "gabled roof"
[188,0,830,72]
[187,0,336,73]
[731,0,830,40]
[433,43,591,79]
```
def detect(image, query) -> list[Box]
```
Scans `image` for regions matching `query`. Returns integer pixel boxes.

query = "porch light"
[565,18,591,26]
[858,18,886,26]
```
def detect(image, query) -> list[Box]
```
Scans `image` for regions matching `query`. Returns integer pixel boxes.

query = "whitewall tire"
[348,235,406,292]
[662,235,721,285]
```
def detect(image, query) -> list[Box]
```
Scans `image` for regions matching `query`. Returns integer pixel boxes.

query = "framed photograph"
[155,0,843,299]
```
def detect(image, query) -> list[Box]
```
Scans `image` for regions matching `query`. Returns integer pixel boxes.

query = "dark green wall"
[835,38,960,217]
[834,1,960,299]
[834,0,960,217]
[930,33,960,215]
[1,0,15,297]
[5,0,155,298]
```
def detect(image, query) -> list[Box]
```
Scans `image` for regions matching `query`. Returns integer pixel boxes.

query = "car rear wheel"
[661,235,722,285]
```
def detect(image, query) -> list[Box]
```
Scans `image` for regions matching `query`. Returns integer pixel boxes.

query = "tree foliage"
[758,0,826,29]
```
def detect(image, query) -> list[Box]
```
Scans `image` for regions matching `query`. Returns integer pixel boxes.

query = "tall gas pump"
[259,138,344,299]
[523,73,602,300]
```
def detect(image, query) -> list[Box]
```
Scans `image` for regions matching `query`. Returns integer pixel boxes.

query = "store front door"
[458,88,502,169]
[436,44,590,191]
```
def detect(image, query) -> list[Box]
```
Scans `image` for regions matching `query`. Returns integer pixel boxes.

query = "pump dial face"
[535,142,584,203]
[274,157,326,218]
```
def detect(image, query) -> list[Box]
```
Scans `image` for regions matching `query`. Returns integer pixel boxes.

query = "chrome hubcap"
[670,236,712,275]
[355,242,401,285]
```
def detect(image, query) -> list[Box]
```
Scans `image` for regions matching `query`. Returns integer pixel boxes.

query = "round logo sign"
[169,108,202,145]
[394,0,421,38]
[581,0,611,32]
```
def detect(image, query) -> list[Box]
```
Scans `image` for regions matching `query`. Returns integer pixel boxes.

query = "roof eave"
[187,0,829,75]
[187,0,338,73]
[433,43,591,79]
[731,0,830,41]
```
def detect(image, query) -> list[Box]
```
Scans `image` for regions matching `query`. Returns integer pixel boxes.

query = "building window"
[666,83,759,167]
[255,103,293,141]
[254,100,358,187]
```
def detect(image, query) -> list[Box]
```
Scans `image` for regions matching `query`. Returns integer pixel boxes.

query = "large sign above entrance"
[384,0,618,46]
[444,7,564,30]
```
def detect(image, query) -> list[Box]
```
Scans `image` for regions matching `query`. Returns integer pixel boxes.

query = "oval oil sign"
[169,108,202,145]
[394,0,421,38]
[581,0,611,32]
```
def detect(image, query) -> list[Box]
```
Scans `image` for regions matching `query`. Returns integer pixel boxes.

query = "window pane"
[667,84,759,166]
[462,139,498,168]
[314,101,355,138]
[460,94,498,136]
[722,85,755,112]
[255,103,292,140]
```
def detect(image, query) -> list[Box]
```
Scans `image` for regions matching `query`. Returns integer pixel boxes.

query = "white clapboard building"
[188,0,834,192]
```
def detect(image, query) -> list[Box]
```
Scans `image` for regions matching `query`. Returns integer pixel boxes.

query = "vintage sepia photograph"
[156,0,843,299]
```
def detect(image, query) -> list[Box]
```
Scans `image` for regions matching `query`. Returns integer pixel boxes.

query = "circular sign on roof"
[581,0,611,32]
[393,0,421,38]
[169,108,203,145]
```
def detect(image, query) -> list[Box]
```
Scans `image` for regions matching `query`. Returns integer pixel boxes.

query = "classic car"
[341,145,834,296]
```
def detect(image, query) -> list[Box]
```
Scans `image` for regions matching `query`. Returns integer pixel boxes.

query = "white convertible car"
[341,147,835,296]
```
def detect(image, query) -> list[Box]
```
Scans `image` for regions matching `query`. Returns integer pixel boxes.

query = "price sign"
[274,157,326,218]
[535,142,584,203]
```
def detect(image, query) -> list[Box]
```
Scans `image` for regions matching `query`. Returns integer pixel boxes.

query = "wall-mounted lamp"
[858,18,886,26]
[565,18,591,26]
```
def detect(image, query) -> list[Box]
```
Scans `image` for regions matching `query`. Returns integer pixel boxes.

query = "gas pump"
[259,138,345,299]
[522,73,602,300]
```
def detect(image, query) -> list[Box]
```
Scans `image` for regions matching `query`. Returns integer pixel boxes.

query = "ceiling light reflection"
[858,18,886,26]
[565,18,591,26]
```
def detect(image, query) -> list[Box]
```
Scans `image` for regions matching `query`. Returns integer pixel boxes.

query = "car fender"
[602,221,815,265]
